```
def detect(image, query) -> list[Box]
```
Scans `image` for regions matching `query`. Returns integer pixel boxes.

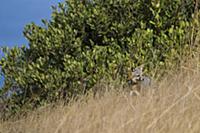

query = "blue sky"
[0,0,63,88]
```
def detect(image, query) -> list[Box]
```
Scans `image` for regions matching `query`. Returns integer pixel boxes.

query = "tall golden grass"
[1,58,200,133]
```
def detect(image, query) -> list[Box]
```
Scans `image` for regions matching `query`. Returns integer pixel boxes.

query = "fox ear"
[138,66,142,71]
[140,64,144,71]
[136,66,143,76]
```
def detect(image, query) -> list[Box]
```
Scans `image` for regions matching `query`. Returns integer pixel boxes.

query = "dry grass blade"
[1,63,200,133]
[146,86,194,130]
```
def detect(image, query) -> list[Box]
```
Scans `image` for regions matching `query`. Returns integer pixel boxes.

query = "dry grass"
[1,61,200,133]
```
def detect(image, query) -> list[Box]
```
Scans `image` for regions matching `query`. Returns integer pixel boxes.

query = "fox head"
[127,66,143,85]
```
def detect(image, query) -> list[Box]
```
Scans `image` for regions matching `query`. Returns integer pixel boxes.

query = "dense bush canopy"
[0,0,199,116]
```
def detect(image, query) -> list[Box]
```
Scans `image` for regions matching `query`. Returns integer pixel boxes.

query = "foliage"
[0,0,199,117]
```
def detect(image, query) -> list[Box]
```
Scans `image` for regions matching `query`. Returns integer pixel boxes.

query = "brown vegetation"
[1,59,200,133]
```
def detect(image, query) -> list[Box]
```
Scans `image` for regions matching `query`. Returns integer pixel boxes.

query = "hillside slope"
[1,61,200,133]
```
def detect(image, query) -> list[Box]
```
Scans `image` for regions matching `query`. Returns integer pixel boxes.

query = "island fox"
[127,66,151,96]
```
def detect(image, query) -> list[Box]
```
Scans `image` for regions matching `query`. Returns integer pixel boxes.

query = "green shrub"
[0,0,199,116]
